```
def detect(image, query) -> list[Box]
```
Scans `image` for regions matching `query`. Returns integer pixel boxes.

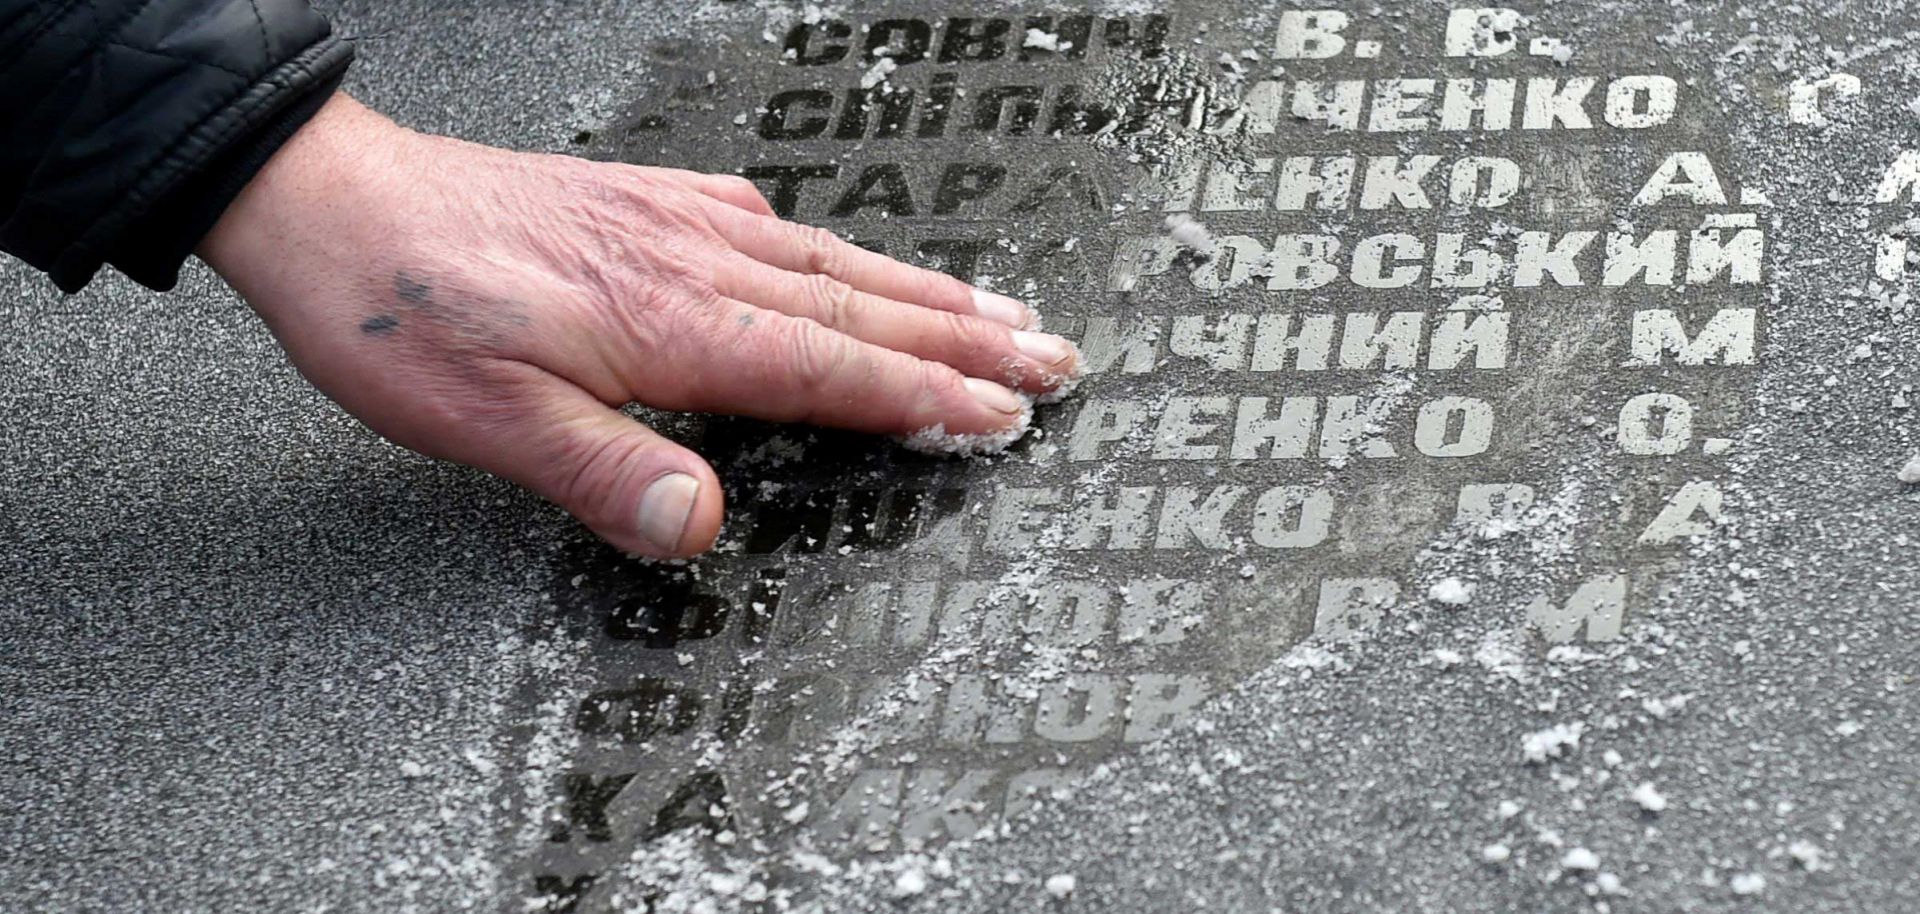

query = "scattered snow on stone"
[892,867,928,898]
[1474,629,1534,683]
[1562,847,1601,871]
[859,57,897,90]
[1788,840,1826,870]
[1522,722,1586,763]
[1730,872,1767,895]
[1427,577,1473,606]
[1642,694,1692,719]
[1629,782,1668,813]
[1481,843,1512,864]
[1163,214,1214,252]
[1898,454,1920,484]
[1023,28,1069,52]
[1044,873,1078,898]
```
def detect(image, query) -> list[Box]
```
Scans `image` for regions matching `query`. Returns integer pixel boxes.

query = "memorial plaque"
[506,3,1899,910]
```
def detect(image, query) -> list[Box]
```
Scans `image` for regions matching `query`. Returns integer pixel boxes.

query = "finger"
[624,165,779,216]
[698,202,1037,329]
[711,255,1079,395]
[684,173,778,217]
[655,298,1032,441]
[478,363,725,558]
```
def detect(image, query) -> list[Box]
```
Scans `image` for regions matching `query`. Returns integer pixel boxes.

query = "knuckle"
[934,310,1004,357]
[865,353,948,427]
[556,431,638,523]
[796,225,847,276]
[784,320,852,393]
[802,273,857,327]
[915,360,969,413]
[920,270,972,309]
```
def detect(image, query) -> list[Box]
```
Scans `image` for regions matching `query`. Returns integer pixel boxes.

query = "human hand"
[197,94,1080,558]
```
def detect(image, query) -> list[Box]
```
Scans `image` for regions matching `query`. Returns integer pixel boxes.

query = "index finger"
[698,201,1037,330]
[653,298,1035,452]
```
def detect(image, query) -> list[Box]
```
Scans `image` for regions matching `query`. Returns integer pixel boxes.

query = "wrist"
[198,92,406,307]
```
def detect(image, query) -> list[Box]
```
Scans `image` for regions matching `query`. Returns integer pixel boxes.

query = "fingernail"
[1013,330,1075,367]
[971,289,1033,329]
[637,472,700,553]
[964,377,1024,414]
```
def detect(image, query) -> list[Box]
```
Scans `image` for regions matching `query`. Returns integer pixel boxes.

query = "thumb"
[477,372,725,558]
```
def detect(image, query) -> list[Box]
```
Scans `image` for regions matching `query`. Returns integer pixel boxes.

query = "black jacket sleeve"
[1,0,353,293]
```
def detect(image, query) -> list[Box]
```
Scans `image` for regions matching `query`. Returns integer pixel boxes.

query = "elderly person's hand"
[198,94,1080,558]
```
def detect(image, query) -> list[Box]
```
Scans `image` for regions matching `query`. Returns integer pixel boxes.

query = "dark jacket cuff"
[110,71,347,292]
[2,0,357,293]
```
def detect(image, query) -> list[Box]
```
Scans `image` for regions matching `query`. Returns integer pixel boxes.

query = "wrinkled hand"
[199,94,1080,558]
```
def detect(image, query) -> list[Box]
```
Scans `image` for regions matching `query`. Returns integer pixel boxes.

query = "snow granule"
[1427,577,1473,606]
[859,57,897,90]
[1522,721,1586,763]
[1034,370,1083,406]
[1044,873,1077,898]
[1595,872,1624,895]
[1023,28,1069,52]
[1730,872,1767,895]
[1474,630,1532,683]
[1163,214,1214,252]
[1788,840,1825,870]
[1899,454,1920,484]
[1642,694,1691,719]
[892,868,928,898]
[397,760,426,779]
[900,395,1035,455]
[1562,847,1600,871]
[1481,843,1512,864]
[1630,782,1668,813]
